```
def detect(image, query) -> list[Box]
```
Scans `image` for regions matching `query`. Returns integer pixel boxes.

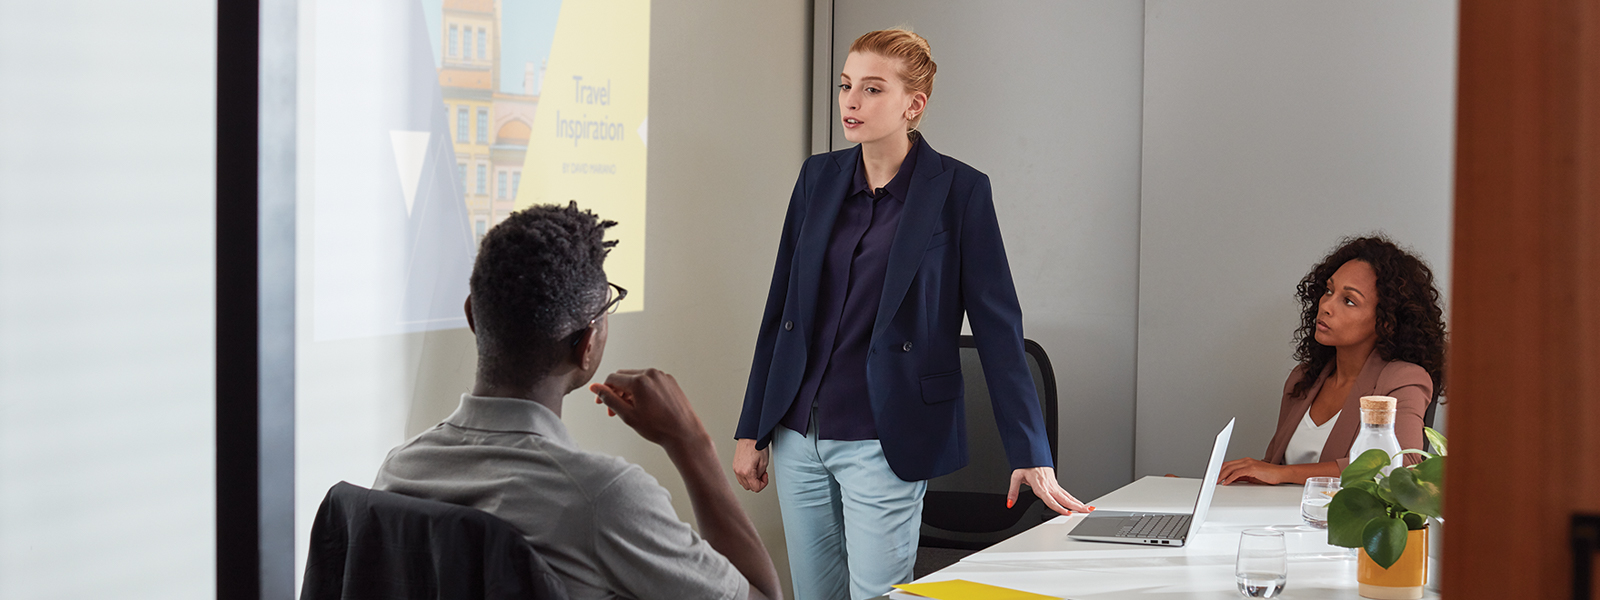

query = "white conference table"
[891,476,1440,599]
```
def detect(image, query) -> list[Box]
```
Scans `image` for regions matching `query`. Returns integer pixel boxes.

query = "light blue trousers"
[772,419,927,600]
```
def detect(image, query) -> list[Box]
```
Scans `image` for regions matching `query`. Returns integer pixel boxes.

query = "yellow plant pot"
[1357,528,1428,599]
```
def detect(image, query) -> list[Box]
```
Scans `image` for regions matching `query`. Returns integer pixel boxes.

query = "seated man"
[374,202,781,600]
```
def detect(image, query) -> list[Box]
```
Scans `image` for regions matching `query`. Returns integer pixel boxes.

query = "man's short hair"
[469,202,616,382]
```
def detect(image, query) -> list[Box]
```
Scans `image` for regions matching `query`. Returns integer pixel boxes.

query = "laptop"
[1067,418,1235,547]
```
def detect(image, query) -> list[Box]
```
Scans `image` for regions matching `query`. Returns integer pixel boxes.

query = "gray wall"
[827,1,1148,502]
[0,1,216,597]
[1136,0,1457,477]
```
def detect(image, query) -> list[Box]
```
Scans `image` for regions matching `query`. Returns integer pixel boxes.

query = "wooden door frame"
[1447,1,1600,597]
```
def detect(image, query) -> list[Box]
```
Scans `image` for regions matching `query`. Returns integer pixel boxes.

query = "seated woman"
[1219,235,1446,485]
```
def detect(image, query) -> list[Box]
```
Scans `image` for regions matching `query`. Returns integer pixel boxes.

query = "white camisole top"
[1284,409,1340,465]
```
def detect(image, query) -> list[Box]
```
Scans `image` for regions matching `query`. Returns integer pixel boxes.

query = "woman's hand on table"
[1008,467,1094,515]
[1217,457,1285,485]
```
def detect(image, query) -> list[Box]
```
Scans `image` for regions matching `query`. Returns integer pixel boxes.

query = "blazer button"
[784,321,794,331]
[902,341,913,352]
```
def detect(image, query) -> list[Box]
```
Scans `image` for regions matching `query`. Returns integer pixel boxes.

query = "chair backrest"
[1422,388,1442,453]
[919,336,1059,550]
[300,481,569,600]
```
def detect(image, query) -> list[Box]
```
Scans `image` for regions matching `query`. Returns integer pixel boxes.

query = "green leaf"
[1402,512,1427,530]
[1348,480,1379,496]
[1412,455,1446,488]
[1397,449,1434,460]
[1388,467,1443,518]
[1363,516,1411,569]
[1342,449,1391,487]
[1327,488,1387,548]
[1373,476,1400,506]
[1424,427,1448,457]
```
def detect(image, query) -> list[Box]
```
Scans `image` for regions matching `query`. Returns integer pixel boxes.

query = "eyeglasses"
[570,282,627,346]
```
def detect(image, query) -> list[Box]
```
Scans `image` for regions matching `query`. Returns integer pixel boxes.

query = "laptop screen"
[1187,418,1236,538]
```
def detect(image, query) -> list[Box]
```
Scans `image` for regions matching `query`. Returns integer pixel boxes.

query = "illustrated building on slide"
[439,0,539,243]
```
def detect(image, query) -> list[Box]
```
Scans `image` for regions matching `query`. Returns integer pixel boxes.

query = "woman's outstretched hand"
[1008,467,1093,515]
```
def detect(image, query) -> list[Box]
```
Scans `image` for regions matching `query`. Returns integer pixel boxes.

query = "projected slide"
[312,0,650,341]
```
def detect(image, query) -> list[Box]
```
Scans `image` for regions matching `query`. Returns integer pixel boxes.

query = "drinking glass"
[1236,528,1287,598]
[1301,476,1340,529]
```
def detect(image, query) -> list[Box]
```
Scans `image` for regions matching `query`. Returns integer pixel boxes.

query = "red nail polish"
[1006,498,1015,509]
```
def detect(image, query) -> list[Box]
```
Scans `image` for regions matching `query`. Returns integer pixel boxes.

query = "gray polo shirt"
[374,394,748,600]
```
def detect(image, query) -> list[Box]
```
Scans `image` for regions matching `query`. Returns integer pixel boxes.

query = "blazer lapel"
[793,148,856,340]
[1286,367,1329,426]
[872,140,952,342]
[1320,351,1390,461]
[1266,363,1329,464]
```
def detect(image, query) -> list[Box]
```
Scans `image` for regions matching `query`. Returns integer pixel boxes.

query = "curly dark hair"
[1289,235,1447,400]
[469,201,617,383]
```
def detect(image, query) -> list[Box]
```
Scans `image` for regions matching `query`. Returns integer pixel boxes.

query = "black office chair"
[916,336,1059,576]
[1422,388,1442,453]
[300,481,569,600]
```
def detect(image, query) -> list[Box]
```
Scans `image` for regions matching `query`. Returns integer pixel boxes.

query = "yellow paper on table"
[892,579,1061,600]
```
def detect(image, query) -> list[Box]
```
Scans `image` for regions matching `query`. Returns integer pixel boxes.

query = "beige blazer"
[1262,351,1433,469]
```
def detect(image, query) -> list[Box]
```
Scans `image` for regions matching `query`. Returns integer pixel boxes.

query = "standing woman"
[733,29,1087,600]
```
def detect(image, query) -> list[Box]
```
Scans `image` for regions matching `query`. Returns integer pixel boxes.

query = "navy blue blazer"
[735,138,1053,482]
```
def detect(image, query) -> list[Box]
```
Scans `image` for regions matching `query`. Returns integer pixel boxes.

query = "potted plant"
[1327,427,1447,600]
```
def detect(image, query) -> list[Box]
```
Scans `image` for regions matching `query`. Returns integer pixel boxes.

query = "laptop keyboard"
[1115,514,1192,540]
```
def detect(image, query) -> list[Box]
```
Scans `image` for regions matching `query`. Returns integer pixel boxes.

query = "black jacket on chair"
[300,481,568,600]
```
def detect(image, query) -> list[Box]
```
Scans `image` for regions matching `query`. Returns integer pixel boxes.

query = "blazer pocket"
[919,369,964,404]
[925,229,952,250]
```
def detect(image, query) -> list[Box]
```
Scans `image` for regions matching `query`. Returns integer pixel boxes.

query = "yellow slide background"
[518,0,650,311]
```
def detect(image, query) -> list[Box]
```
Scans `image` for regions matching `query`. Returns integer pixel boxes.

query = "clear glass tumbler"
[1236,528,1287,598]
[1301,476,1340,529]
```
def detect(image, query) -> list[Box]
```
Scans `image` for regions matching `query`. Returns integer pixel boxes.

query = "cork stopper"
[1359,396,1397,425]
